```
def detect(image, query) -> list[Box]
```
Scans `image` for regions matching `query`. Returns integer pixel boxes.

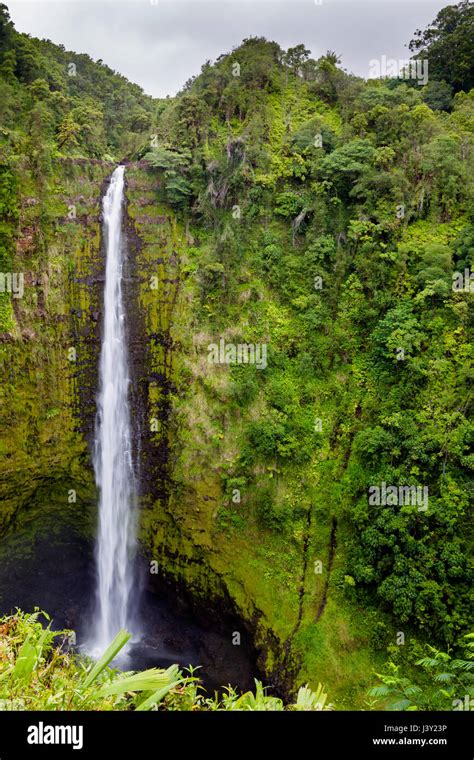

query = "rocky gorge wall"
[126,164,379,705]
[0,159,381,706]
[0,159,115,546]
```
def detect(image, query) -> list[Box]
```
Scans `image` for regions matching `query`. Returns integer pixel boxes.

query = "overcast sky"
[7,0,455,98]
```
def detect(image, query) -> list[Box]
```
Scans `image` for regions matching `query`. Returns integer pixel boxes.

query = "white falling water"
[90,165,137,653]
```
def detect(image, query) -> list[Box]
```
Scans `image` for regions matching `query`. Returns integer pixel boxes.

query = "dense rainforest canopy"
[0,0,472,709]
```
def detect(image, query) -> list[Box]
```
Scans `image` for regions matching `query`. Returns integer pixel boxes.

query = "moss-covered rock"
[125,163,384,705]
[0,159,113,540]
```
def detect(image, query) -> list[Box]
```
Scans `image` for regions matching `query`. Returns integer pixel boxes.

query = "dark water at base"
[0,520,257,695]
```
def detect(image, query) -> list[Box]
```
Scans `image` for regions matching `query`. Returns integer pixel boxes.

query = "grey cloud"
[8,0,456,97]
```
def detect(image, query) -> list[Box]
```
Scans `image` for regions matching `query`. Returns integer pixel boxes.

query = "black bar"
[0,710,471,758]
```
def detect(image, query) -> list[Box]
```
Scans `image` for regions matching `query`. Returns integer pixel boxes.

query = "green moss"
[0,158,110,540]
[125,162,388,704]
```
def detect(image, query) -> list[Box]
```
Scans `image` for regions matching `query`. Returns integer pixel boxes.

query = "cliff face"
[127,39,473,707]
[0,159,112,543]
[124,164,289,685]
[0,158,306,695]
[124,162,381,705]
[1,149,470,709]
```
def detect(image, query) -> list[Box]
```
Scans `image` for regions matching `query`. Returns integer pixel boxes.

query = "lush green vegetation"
[0,1,472,708]
[1,611,471,711]
[0,3,154,161]
[137,4,473,703]
[0,611,331,711]
[409,0,473,95]
[143,1,472,648]
[368,633,474,710]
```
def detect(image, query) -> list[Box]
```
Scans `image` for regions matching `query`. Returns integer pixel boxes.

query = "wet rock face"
[0,159,262,694]
[126,173,175,502]
[0,516,258,694]
[123,166,289,696]
[0,159,111,540]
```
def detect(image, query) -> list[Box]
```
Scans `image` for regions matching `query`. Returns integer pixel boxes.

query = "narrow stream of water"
[89,165,138,654]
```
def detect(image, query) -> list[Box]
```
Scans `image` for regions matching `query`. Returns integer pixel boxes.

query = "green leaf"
[12,637,37,682]
[81,630,131,689]
[135,678,184,711]
[97,665,180,697]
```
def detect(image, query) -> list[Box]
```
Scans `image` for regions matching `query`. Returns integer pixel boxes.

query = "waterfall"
[90,165,137,653]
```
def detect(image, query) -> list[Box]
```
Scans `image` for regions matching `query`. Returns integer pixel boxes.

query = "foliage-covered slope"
[0,3,154,160]
[138,26,473,702]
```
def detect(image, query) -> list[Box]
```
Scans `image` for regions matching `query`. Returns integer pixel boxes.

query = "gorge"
[0,159,258,694]
[0,1,472,710]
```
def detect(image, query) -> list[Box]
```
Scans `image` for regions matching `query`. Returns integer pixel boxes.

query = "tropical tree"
[409,1,474,93]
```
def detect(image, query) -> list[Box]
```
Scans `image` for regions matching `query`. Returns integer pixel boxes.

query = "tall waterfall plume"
[90,165,138,653]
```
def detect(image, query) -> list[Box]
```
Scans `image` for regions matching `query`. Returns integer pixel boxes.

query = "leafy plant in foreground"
[367,634,474,710]
[0,610,333,711]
